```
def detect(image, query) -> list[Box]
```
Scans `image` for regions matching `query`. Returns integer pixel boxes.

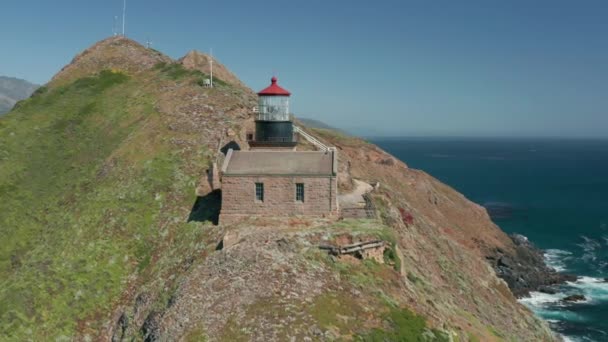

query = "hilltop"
[179,50,249,89]
[0,76,38,115]
[0,36,560,341]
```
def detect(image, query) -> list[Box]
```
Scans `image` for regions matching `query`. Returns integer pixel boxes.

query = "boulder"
[561,294,586,303]
[538,286,557,295]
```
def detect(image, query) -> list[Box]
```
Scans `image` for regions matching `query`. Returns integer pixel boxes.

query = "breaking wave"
[575,235,608,273]
[567,277,608,303]
[519,276,608,341]
[545,249,573,272]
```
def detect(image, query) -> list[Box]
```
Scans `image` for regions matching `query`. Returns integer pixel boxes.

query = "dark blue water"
[371,137,608,342]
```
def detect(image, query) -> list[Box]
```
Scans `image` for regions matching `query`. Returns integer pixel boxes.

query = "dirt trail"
[338,179,372,207]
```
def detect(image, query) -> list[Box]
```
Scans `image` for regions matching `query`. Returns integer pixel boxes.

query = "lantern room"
[250,77,297,148]
[257,76,291,121]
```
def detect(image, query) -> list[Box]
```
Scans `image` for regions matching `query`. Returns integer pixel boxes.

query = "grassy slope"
[0,67,215,339]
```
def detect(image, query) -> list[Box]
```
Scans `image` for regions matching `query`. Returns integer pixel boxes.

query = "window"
[296,183,304,202]
[255,183,264,202]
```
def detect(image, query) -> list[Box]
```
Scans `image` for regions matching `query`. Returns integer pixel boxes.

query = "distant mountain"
[297,117,337,130]
[0,76,39,115]
[298,117,355,134]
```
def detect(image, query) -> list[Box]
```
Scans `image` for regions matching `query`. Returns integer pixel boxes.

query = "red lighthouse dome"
[257,77,291,96]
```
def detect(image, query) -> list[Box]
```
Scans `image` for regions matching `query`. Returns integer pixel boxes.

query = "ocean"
[371,137,608,342]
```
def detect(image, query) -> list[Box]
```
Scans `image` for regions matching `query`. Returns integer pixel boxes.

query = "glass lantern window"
[258,96,290,121]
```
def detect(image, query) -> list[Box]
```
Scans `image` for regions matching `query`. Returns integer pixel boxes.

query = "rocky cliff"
[0,36,560,341]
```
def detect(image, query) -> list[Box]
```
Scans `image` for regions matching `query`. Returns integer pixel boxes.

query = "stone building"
[218,77,339,224]
[219,150,338,224]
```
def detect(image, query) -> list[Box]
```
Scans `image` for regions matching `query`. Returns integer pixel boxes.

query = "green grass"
[154,62,229,87]
[327,218,397,245]
[0,69,213,340]
[183,325,208,342]
[357,307,450,342]
[155,62,192,79]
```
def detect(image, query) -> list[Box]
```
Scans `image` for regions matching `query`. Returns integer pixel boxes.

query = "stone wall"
[220,175,338,224]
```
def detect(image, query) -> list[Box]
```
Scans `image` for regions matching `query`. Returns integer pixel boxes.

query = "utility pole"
[210,48,214,88]
[122,0,127,36]
[113,16,118,36]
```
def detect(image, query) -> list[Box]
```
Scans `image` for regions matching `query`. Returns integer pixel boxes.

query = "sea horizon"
[364,135,608,141]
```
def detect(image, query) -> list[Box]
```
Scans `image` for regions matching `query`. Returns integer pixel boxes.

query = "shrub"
[156,62,191,80]
[357,307,449,342]
[383,245,401,272]
[398,207,414,226]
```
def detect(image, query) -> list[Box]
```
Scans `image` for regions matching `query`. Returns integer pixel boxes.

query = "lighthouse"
[219,76,340,225]
[249,77,297,148]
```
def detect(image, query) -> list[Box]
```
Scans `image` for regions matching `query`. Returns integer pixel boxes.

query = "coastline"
[487,233,577,298]
[490,232,608,341]
[370,137,608,341]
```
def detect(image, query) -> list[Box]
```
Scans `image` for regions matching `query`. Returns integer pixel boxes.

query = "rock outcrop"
[562,294,586,303]
[487,234,576,297]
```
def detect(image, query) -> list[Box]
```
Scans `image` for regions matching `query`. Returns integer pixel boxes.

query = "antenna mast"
[113,16,118,36]
[122,0,127,36]
[210,48,214,88]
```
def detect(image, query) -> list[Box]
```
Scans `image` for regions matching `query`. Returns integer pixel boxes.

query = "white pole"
[210,48,214,88]
[122,0,127,36]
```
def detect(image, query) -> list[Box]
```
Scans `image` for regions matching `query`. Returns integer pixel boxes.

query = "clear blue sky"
[2,0,608,137]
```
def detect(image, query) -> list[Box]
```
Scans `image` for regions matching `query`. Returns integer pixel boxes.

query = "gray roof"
[222,150,335,176]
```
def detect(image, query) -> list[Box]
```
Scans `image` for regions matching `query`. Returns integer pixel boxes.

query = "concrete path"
[339,179,373,208]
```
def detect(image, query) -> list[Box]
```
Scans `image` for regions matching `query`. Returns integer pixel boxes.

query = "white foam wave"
[519,291,567,307]
[545,249,573,272]
[577,236,602,265]
[578,236,601,252]
[516,234,529,242]
[529,306,587,323]
[560,335,581,342]
[567,276,608,302]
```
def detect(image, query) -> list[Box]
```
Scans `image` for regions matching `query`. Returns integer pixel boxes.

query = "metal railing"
[293,125,332,152]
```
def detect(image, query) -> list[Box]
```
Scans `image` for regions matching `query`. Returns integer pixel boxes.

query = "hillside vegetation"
[0,37,253,340]
[0,37,556,341]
